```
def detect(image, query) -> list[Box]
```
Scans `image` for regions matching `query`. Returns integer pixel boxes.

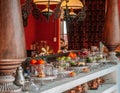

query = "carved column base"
[104,44,120,52]
[108,52,119,63]
[0,76,21,93]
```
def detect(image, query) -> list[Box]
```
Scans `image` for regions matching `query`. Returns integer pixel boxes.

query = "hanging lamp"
[61,0,83,19]
[33,0,61,20]
[33,0,61,4]
[69,8,77,18]
[61,0,83,9]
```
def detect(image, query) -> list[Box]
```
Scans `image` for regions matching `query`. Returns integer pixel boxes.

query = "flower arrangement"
[80,49,89,58]
[41,45,53,55]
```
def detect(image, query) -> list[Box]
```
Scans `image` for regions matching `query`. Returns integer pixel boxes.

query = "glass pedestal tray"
[102,60,110,63]
[58,70,74,78]
[33,76,57,81]
[59,70,74,74]
[22,78,40,92]
[22,76,57,93]
[70,66,89,73]
[86,63,100,68]
[31,75,57,87]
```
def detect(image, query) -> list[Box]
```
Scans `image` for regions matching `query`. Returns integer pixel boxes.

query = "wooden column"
[103,0,120,51]
[0,0,26,92]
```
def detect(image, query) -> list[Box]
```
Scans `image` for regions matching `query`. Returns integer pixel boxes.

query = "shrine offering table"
[22,63,120,93]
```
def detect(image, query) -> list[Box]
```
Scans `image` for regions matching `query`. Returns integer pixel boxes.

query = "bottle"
[14,66,25,86]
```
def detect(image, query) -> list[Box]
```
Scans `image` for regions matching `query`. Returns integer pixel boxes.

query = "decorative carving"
[0,76,21,92]
[77,7,86,22]
[22,0,63,26]
[21,0,32,27]
[22,8,29,27]
[77,0,87,22]
[32,3,41,19]
[105,44,120,52]
[53,0,64,20]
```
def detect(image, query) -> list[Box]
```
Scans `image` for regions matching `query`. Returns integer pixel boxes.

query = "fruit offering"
[38,71,45,78]
[70,61,77,66]
[82,67,90,73]
[70,61,86,67]
[69,71,76,77]
[57,56,71,61]
[77,62,86,66]
[88,79,99,90]
[30,59,45,65]
[30,59,37,65]
[37,59,45,64]
[68,52,77,59]
[86,57,93,63]
[69,89,76,93]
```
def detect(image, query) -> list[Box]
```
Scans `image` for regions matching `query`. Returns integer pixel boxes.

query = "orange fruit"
[30,59,37,65]
[68,52,77,59]
[37,59,45,64]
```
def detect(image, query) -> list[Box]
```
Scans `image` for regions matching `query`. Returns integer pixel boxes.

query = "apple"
[70,61,76,66]
[65,56,71,61]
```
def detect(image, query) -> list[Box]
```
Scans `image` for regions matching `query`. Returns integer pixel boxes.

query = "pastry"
[38,71,45,78]
[82,67,90,72]
[77,62,85,66]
